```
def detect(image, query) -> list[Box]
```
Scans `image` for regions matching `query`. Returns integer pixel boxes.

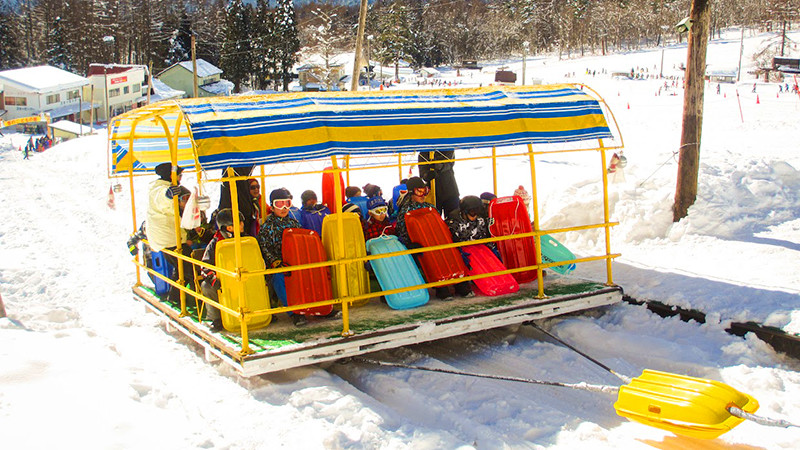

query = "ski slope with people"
[1,29,799,448]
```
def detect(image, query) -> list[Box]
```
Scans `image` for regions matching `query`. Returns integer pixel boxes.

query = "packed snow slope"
[1,29,799,449]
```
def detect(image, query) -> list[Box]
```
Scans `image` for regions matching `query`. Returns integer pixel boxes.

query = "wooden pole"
[673,0,711,222]
[350,0,368,92]
[192,34,198,98]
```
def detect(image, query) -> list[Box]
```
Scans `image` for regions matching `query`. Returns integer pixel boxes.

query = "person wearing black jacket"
[418,150,460,218]
[217,166,256,236]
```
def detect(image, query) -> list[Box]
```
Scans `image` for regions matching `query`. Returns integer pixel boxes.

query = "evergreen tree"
[0,1,23,69]
[272,0,300,91]
[220,0,253,93]
[46,15,73,71]
[252,0,277,91]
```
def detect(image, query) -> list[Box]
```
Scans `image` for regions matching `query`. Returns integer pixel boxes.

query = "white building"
[86,64,149,122]
[0,65,91,122]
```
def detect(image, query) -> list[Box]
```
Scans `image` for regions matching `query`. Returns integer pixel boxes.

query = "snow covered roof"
[48,120,93,136]
[200,79,234,96]
[0,65,88,93]
[150,78,185,101]
[177,59,222,78]
[47,101,94,120]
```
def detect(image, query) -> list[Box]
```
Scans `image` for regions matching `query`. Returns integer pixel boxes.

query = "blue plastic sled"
[150,250,173,296]
[365,235,429,310]
[539,234,576,274]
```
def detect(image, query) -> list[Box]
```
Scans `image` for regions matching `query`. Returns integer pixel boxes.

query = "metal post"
[599,139,614,286]
[527,144,544,298]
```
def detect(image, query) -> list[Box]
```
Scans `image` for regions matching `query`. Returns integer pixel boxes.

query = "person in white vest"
[147,163,196,306]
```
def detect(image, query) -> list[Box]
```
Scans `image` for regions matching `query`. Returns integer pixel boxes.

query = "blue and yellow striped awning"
[109,84,613,174]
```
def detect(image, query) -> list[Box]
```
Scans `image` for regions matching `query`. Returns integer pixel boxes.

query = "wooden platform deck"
[133,276,622,376]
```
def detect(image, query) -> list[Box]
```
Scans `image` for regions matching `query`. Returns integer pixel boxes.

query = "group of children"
[136,162,533,330]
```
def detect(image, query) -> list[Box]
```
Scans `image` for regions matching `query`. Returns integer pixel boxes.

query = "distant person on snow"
[147,162,196,306]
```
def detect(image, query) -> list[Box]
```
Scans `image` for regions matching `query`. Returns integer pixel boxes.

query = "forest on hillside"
[0,0,796,92]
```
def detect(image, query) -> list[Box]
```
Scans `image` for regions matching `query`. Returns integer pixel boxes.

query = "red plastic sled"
[488,195,539,284]
[281,228,334,316]
[322,166,345,212]
[462,244,519,296]
[405,207,467,282]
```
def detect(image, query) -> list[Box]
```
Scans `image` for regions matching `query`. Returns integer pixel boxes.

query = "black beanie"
[405,176,426,191]
[301,190,317,205]
[154,162,184,181]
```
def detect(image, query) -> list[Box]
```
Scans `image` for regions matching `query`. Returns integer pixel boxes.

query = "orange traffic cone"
[756,95,760,104]
[724,93,727,98]
[627,102,630,109]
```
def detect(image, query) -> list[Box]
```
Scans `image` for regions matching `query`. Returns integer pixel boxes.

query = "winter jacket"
[300,204,331,236]
[395,200,437,246]
[217,166,256,236]
[257,213,301,268]
[418,150,459,213]
[146,179,187,252]
[363,217,396,241]
[200,230,226,286]
[447,215,496,251]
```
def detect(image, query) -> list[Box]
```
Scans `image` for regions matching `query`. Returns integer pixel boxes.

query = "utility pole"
[673,0,711,222]
[147,62,153,104]
[351,0,369,92]
[192,34,199,98]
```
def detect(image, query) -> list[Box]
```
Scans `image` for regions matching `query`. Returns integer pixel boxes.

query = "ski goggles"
[272,199,292,209]
[413,187,429,196]
[369,206,389,215]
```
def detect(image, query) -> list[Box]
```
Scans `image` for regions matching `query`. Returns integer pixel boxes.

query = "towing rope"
[727,406,800,429]
[351,357,620,394]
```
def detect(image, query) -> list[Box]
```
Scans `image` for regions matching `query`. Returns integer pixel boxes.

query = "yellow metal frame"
[118,84,624,358]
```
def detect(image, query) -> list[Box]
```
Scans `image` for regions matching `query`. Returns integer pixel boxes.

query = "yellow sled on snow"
[614,369,759,439]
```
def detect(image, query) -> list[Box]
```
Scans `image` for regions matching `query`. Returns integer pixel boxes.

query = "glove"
[211,276,221,291]
[271,259,283,268]
[406,242,423,250]
[487,217,495,227]
[126,236,139,255]
[165,185,182,199]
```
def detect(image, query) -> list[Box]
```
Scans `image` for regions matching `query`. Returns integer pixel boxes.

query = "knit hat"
[480,192,496,204]
[405,176,426,191]
[363,183,382,198]
[342,202,362,215]
[300,190,317,205]
[367,197,387,212]
[513,185,531,207]
[269,188,293,205]
[154,163,184,181]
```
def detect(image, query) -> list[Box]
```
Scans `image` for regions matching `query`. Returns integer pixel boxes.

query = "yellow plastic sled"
[215,237,272,332]
[614,369,759,439]
[322,213,371,307]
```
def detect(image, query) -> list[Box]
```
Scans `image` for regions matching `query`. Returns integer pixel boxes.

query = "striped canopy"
[109,84,614,174]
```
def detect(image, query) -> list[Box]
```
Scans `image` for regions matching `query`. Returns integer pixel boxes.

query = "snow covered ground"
[1,30,799,449]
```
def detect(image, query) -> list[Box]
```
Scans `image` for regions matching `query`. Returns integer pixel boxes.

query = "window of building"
[109,88,120,98]
[123,86,130,94]
[132,84,141,93]
[67,90,80,100]
[4,96,27,106]
[46,93,60,104]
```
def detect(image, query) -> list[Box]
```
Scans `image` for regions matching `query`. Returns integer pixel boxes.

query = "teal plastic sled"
[539,234,576,274]
[365,235,429,310]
